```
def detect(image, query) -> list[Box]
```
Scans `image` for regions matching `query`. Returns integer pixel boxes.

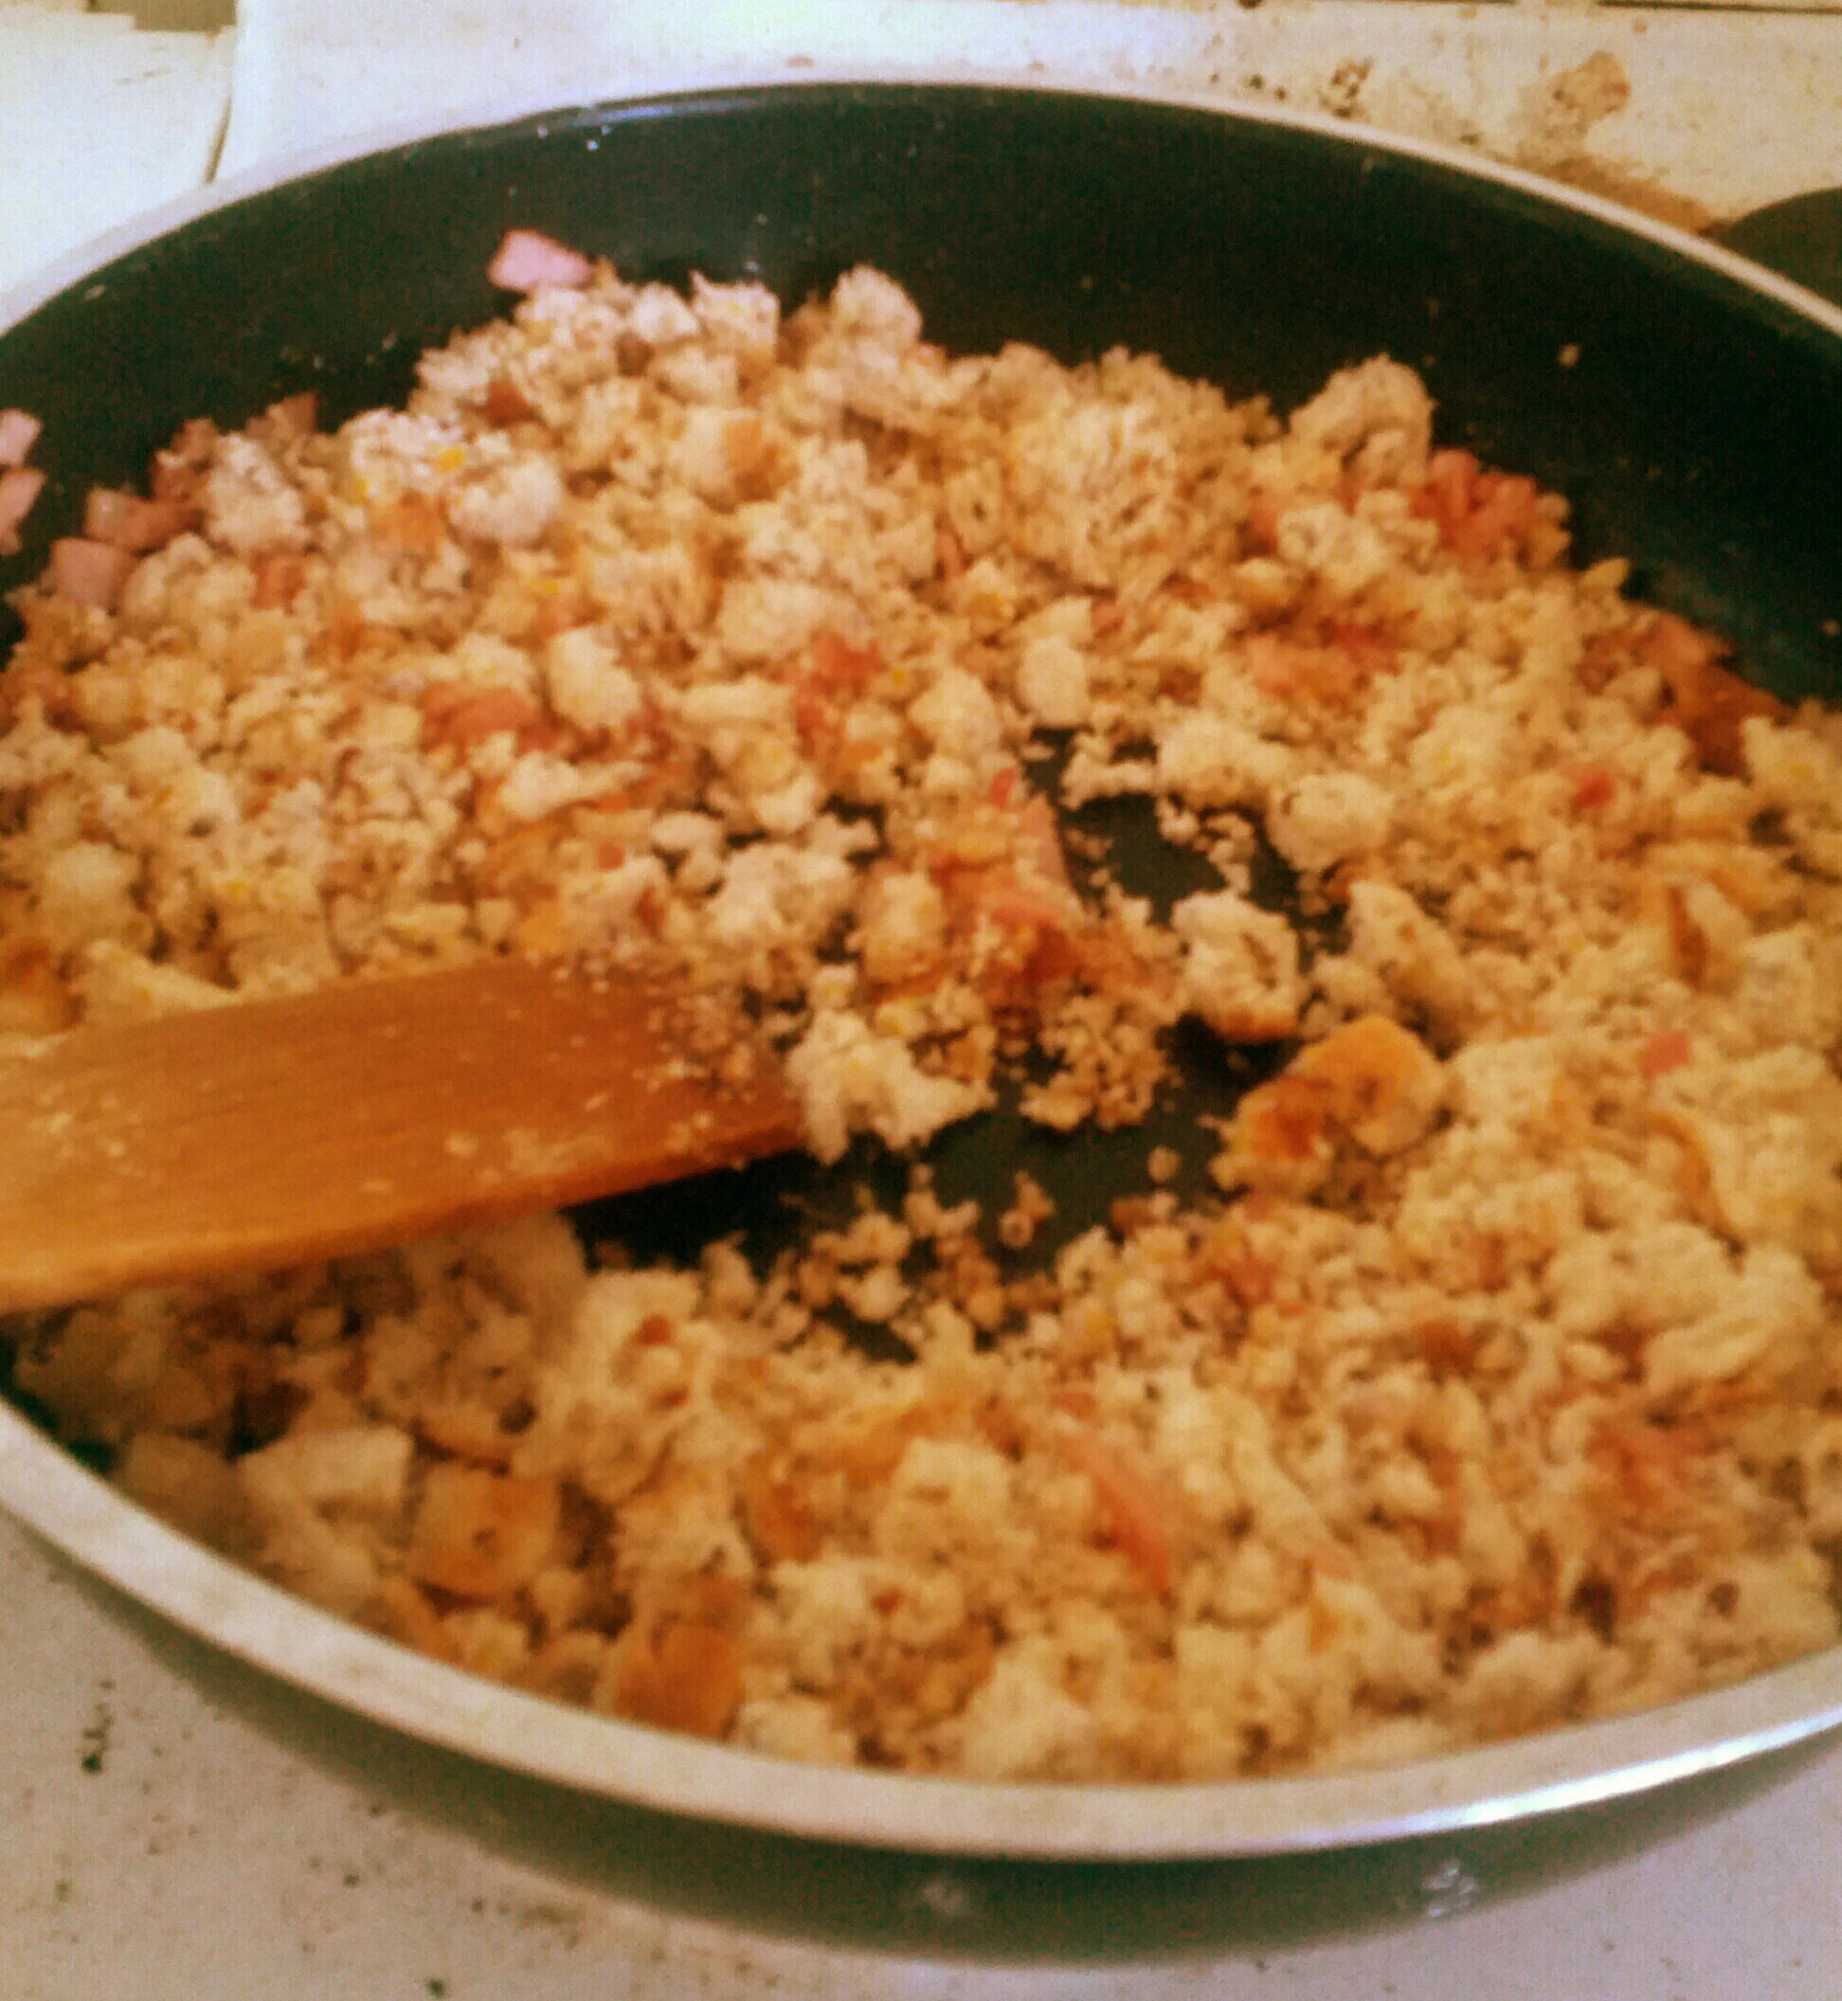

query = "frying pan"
[1,82,1840,1859]
[1711,187,1842,318]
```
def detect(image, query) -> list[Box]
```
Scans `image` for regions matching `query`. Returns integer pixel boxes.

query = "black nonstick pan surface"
[1,84,1839,1857]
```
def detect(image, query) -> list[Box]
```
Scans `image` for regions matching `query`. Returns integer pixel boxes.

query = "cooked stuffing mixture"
[4,239,1842,1781]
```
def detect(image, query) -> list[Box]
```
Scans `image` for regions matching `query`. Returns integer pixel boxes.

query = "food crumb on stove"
[996,1172,1055,1250]
[79,1691,114,1775]
[5,245,1842,1785]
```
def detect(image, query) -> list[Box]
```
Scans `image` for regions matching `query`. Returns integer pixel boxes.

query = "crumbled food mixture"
[5,248,1842,1782]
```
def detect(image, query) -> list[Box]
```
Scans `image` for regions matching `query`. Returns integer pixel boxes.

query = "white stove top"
[3,8,1841,1994]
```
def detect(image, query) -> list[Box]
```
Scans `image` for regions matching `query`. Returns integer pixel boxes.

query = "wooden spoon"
[0,959,802,1315]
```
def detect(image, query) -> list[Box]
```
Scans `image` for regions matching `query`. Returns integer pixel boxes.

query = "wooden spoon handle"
[0,959,801,1315]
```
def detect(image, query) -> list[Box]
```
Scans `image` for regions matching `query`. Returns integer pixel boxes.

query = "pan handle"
[1706,189,1842,311]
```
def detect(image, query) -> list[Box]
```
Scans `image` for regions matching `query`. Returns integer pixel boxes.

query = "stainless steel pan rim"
[2,71,1839,1860]
[6,1403,1840,1857]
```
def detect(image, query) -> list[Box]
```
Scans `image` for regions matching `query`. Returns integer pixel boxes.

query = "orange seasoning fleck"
[1593,1418,1694,1514]
[1642,1029,1693,1079]
[1641,613,1785,776]
[527,587,595,642]
[422,684,543,750]
[1664,883,1711,989]
[82,488,194,554]
[809,628,880,690]
[1411,448,1476,535]
[325,591,370,660]
[974,1397,1028,1458]
[1411,448,1540,560]
[1451,472,1538,560]
[1415,1318,1478,1379]
[1244,631,1368,709]
[1328,621,1398,678]
[1571,763,1617,813]
[1061,1429,1173,1597]
[252,552,305,609]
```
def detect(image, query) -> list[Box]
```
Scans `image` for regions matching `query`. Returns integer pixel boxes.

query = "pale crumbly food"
[4,250,1842,1782]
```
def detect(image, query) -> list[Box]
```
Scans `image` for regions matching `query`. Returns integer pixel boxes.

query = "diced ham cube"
[48,536,136,609]
[83,487,193,554]
[1571,763,1617,812]
[1641,1029,1693,1079]
[0,408,41,468]
[488,228,594,293]
[0,465,45,553]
